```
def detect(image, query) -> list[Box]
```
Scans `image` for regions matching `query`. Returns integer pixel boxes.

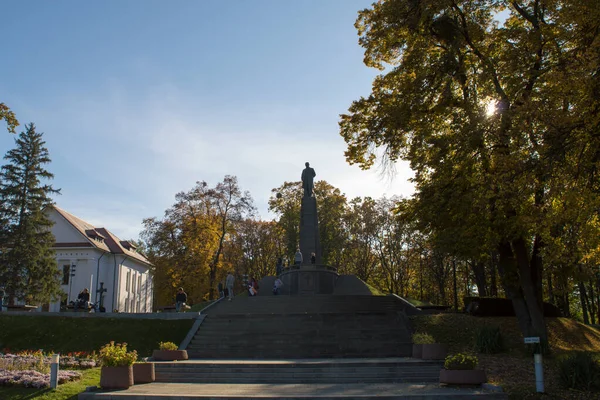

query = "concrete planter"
[440,369,487,385]
[412,344,423,358]
[152,349,188,361]
[100,365,133,389]
[133,362,155,383]
[421,343,448,360]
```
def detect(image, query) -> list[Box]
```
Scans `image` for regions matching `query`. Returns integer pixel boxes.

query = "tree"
[268,181,303,262]
[0,123,61,304]
[0,102,19,133]
[340,0,600,345]
[226,219,285,281]
[313,181,348,268]
[141,176,254,303]
[205,176,255,299]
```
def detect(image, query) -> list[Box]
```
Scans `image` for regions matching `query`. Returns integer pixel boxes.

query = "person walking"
[175,288,187,312]
[294,248,303,266]
[273,278,283,295]
[226,272,235,301]
[310,252,316,264]
[218,281,224,298]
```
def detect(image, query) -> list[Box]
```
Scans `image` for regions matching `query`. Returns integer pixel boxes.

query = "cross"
[97,282,108,308]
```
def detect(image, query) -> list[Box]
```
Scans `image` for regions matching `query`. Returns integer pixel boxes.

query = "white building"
[47,205,153,313]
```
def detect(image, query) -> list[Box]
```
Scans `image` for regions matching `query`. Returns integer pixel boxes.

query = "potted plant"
[440,353,487,385]
[412,333,435,358]
[133,358,155,384]
[99,342,137,389]
[152,341,188,361]
[420,334,448,360]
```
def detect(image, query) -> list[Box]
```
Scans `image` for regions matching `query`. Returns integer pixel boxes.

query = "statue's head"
[305,162,310,167]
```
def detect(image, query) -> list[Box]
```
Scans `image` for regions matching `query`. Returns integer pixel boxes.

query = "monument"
[299,162,321,264]
[279,162,337,295]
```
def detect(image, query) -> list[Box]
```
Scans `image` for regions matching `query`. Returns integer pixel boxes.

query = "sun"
[485,100,497,116]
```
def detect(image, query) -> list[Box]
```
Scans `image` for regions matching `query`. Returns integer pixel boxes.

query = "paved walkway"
[151,357,428,364]
[79,383,507,399]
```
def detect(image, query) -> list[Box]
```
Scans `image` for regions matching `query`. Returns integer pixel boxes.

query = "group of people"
[294,249,316,265]
[216,272,237,301]
[174,248,321,308]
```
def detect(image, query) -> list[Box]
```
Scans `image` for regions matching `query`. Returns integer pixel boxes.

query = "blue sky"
[0,0,414,240]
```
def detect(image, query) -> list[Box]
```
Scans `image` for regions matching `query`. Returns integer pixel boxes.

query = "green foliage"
[476,326,504,354]
[141,175,255,305]
[412,332,435,344]
[98,342,137,367]
[0,102,19,133]
[0,123,61,304]
[158,341,178,351]
[557,352,600,391]
[341,0,600,343]
[444,353,478,370]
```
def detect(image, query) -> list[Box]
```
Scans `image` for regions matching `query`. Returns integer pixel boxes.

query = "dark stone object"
[412,344,423,358]
[464,297,562,317]
[133,362,155,384]
[421,343,448,360]
[152,349,188,361]
[280,267,338,295]
[440,369,487,385]
[100,365,133,389]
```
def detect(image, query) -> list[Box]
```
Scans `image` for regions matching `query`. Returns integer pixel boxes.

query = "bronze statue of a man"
[301,162,316,197]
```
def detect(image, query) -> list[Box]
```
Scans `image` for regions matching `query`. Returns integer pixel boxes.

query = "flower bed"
[0,369,81,388]
[0,350,98,370]
[0,349,92,388]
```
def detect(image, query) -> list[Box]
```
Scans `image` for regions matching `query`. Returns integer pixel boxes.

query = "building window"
[131,272,136,294]
[138,276,142,294]
[62,265,70,285]
[126,270,131,292]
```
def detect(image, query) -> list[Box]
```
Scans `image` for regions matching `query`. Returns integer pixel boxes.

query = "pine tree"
[0,123,61,305]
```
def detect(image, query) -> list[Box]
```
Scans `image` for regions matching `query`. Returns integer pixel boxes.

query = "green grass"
[364,282,385,296]
[189,300,214,312]
[411,314,600,399]
[0,367,100,400]
[0,316,193,357]
[405,297,436,307]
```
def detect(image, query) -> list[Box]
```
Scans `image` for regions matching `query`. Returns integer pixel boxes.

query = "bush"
[99,342,137,367]
[557,352,600,391]
[158,341,178,351]
[476,326,503,354]
[412,333,435,344]
[444,353,478,370]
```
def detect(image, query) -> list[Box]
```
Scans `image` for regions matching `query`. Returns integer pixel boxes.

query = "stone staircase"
[78,293,508,399]
[154,359,442,384]
[186,295,413,359]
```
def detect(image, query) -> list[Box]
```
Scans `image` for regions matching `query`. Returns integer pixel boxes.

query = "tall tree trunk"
[490,252,498,296]
[513,237,548,345]
[498,239,548,347]
[547,272,555,304]
[530,235,544,308]
[453,259,458,312]
[588,281,596,325]
[471,260,488,297]
[579,281,590,324]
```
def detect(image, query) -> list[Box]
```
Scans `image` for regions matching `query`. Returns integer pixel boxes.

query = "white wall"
[115,257,153,313]
[48,209,92,243]
[52,249,105,312]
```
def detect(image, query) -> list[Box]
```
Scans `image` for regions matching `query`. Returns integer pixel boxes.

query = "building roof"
[52,205,152,267]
